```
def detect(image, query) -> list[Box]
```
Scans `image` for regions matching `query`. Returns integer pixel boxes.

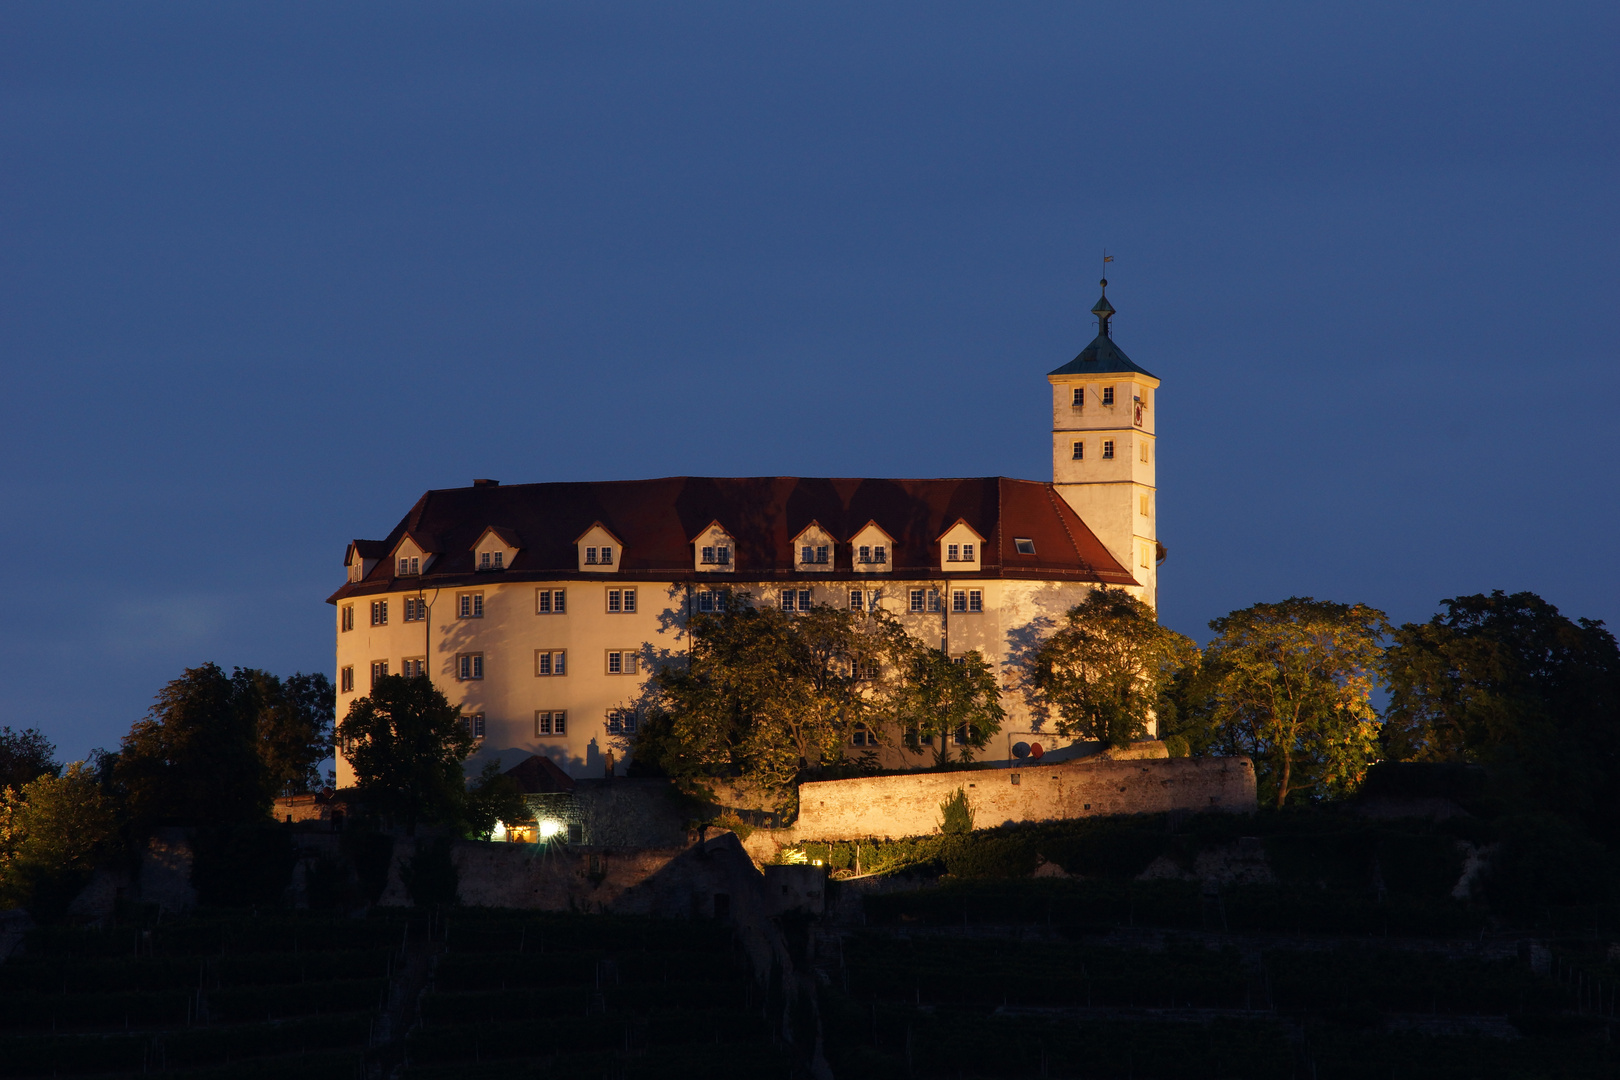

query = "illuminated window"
[535,650,567,676]
[1072,441,1084,460]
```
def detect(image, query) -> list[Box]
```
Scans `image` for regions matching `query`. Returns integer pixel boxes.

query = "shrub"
[939,787,974,835]
[190,826,297,907]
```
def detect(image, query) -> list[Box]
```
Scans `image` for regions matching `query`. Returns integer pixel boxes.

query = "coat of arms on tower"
[1133,395,1144,427]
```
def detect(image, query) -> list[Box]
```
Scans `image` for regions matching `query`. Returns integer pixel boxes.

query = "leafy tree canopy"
[1384,590,1620,833]
[0,763,117,915]
[1029,587,1197,749]
[110,664,334,829]
[336,673,474,836]
[1203,597,1389,809]
[0,727,60,791]
[635,593,1003,808]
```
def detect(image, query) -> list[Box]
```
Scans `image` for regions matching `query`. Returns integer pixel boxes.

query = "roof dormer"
[849,521,895,574]
[936,519,985,573]
[574,522,623,573]
[792,521,835,572]
[344,540,386,583]
[691,521,736,573]
[391,534,437,578]
[472,526,521,573]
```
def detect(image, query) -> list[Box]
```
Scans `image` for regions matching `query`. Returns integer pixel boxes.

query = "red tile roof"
[327,476,1136,601]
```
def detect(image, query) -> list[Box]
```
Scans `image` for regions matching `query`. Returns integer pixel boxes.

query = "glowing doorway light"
[538,819,564,840]
[491,820,508,842]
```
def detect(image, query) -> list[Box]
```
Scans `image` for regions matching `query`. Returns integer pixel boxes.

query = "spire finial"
[1090,276,1116,339]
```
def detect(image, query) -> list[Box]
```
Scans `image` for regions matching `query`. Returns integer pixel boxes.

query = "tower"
[1048,279,1160,608]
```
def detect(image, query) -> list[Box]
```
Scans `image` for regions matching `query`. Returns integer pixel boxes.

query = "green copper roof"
[1047,332,1158,379]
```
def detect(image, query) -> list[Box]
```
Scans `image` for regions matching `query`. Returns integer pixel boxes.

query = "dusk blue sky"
[3,3,1615,763]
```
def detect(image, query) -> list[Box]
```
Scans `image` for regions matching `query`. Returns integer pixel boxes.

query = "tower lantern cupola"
[1091,279,1116,338]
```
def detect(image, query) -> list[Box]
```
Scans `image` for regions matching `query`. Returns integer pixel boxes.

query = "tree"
[463,761,532,841]
[894,648,1006,766]
[0,727,60,791]
[638,595,943,807]
[1383,591,1620,834]
[336,673,474,835]
[1204,598,1388,808]
[0,763,118,915]
[1029,587,1197,749]
[114,663,267,828]
[243,669,335,797]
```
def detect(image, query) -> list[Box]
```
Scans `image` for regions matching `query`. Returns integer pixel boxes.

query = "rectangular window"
[797,589,811,611]
[952,590,967,613]
[1140,494,1150,516]
[341,605,354,632]
[946,544,960,562]
[697,590,714,613]
[953,724,969,746]
[479,551,491,570]
[801,545,814,564]
[458,653,484,680]
[1140,442,1150,463]
[858,545,871,564]
[606,588,636,613]
[701,546,716,564]
[1141,544,1151,569]
[463,713,485,740]
[535,710,567,737]
[369,660,388,687]
[909,589,925,612]
[401,657,425,678]
[1014,538,1036,555]
[851,725,870,747]
[928,589,941,613]
[605,650,638,675]
[398,556,420,576]
[1102,440,1115,459]
[874,545,887,564]
[403,596,425,622]
[457,593,483,618]
[535,650,567,676]
[340,666,355,693]
[855,658,879,681]
[849,589,864,611]
[969,590,983,613]
[600,545,614,565]
[606,708,638,735]
[1072,441,1084,460]
[585,546,598,564]
[536,588,566,614]
[780,589,794,611]
[716,545,730,565]
[370,600,388,626]
[1102,386,1115,406]
[1071,387,1084,408]
[962,543,975,562]
[816,545,829,564]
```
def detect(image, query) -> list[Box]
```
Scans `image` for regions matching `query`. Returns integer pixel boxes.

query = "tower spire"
[1091,278,1116,339]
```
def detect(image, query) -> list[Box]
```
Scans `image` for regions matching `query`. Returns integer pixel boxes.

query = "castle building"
[329,282,1161,781]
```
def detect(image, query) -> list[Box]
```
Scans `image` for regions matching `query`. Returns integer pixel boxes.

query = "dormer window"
[700,545,732,566]
[478,551,504,571]
[1014,538,1037,555]
[575,523,624,574]
[799,545,829,565]
[398,556,420,576]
